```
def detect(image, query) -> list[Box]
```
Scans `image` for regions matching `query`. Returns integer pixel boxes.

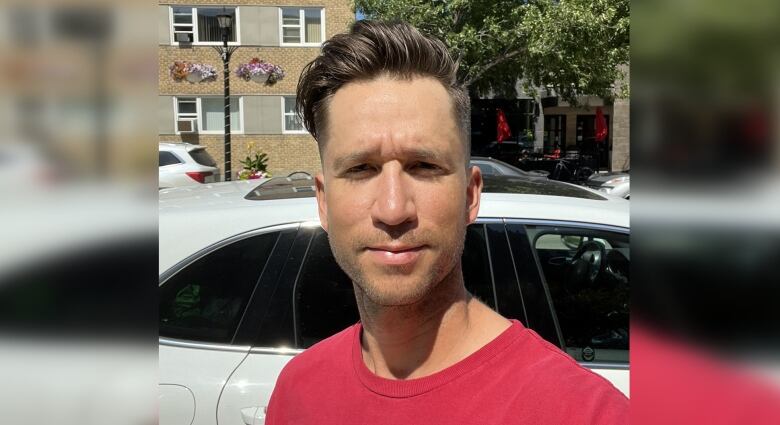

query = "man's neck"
[355,268,509,380]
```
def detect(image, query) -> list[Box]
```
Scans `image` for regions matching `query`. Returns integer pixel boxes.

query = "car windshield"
[189,149,217,167]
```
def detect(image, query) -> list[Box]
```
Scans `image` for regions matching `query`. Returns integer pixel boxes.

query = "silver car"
[586,171,630,199]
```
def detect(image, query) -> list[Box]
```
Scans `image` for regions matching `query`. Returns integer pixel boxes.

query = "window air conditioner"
[176,33,193,43]
[177,118,197,133]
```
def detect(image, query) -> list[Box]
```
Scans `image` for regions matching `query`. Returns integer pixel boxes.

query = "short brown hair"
[296,20,471,159]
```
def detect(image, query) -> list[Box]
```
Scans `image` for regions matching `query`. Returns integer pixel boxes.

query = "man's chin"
[356,276,434,307]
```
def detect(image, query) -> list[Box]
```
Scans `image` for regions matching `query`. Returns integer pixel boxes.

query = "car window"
[485,224,527,325]
[159,232,279,344]
[505,224,560,346]
[159,151,181,167]
[189,149,217,167]
[462,224,497,310]
[295,229,358,349]
[472,162,500,176]
[293,224,497,348]
[528,226,629,364]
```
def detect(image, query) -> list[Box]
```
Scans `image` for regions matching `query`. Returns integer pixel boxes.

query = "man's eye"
[345,164,374,175]
[411,162,441,172]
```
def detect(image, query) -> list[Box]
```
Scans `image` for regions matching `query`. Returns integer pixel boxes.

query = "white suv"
[159,142,220,189]
[159,175,630,425]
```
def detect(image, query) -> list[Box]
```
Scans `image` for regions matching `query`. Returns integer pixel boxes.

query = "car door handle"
[240,406,267,425]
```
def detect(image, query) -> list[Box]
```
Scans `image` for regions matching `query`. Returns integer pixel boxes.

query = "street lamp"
[215,9,238,181]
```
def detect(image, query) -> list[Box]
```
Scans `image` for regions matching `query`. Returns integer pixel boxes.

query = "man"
[266,20,628,424]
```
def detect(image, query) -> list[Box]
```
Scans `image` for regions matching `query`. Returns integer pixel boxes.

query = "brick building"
[157,1,354,178]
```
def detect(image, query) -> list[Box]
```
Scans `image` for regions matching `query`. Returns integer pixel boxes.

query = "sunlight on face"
[315,76,482,306]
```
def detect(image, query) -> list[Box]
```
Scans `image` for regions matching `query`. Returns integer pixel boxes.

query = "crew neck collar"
[351,319,524,398]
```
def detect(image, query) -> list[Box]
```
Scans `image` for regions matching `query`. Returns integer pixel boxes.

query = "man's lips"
[364,245,425,266]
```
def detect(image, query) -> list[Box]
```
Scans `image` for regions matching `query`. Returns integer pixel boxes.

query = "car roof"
[159,176,629,273]
[482,175,605,200]
[159,142,204,152]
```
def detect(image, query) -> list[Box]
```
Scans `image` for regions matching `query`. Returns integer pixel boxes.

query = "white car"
[159,175,630,425]
[159,142,220,189]
[587,171,630,199]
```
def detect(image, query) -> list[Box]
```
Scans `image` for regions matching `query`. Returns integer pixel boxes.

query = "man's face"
[315,75,482,307]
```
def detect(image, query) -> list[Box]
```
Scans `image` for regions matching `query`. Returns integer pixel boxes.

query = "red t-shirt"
[266,320,628,424]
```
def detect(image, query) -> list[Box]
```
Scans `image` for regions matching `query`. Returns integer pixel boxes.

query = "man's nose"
[370,165,417,227]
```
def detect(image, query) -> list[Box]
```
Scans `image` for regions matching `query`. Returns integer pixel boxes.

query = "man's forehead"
[321,76,461,163]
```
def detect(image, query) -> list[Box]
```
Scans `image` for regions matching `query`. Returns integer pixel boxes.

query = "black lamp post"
[215,11,238,181]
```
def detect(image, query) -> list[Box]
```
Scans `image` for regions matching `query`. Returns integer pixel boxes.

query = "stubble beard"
[328,224,467,311]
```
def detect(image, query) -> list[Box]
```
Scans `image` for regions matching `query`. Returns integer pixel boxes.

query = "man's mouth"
[365,244,425,266]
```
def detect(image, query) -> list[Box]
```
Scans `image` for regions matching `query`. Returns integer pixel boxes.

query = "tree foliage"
[354,0,629,103]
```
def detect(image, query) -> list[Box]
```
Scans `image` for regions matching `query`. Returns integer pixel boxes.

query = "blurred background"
[0,0,779,424]
[632,0,780,423]
[0,1,157,425]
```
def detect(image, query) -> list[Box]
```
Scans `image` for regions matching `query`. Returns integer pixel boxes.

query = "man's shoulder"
[478,325,628,423]
[277,323,357,381]
[506,327,628,413]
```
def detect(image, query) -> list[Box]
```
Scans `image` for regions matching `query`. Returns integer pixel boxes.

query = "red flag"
[496,108,511,143]
[595,106,608,143]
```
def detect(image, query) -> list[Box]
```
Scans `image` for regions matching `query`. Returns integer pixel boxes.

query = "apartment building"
[158,1,354,177]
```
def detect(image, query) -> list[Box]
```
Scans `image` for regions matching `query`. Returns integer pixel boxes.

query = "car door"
[505,221,630,396]
[159,226,291,425]
[159,151,183,189]
[216,225,313,425]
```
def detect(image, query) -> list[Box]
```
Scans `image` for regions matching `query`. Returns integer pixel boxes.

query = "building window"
[175,98,198,133]
[576,114,610,169]
[544,115,566,153]
[202,97,241,133]
[283,97,306,133]
[280,8,324,45]
[171,7,238,44]
[175,97,242,134]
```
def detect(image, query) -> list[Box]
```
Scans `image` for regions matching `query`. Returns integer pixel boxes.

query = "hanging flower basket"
[186,73,203,83]
[235,58,285,85]
[169,61,188,81]
[169,61,218,83]
[250,73,269,83]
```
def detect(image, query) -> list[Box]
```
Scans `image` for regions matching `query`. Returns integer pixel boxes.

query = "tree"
[354,0,629,104]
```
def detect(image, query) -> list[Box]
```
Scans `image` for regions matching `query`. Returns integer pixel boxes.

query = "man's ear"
[315,172,328,232]
[466,165,483,224]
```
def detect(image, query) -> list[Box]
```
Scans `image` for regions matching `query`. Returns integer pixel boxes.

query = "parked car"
[586,171,630,199]
[469,156,549,178]
[478,136,535,156]
[159,142,220,189]
[159,175,630,425]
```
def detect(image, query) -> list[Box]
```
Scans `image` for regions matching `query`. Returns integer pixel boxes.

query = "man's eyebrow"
[332,148,447,171]
[405,148,445,163]
[332,150,374,171]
